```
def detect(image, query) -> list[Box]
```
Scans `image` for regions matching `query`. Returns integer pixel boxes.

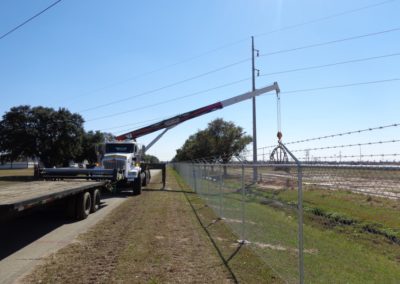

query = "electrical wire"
[254,0,398,39]
[79,58,250,113]
[64,0,397,103]
[85,78,399,123]
[91,74,266,131]
[85,77,251,122]
[0,0,62,41]
[259,52,400,77]
[282,78,400,95]
[66,38,249,103]
[99,115,172,132]
[259,27,400,57]
[89,72,400,131]
[81,28,399,114]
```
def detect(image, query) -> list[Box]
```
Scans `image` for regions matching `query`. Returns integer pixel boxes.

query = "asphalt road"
[0,193,128,284]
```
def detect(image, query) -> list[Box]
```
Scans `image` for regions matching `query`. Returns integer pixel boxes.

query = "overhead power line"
[0,0,62,41]
[65,0,397,103]
[254,0,398,39]
[283,78,400,95]
[259,28,400,58]
[81,28,399,114]
[66,39,249,104]
[99,116,171,132]
[79,58,250,113]
[89,52,400,130]
[86,77,251,122]
[260,52,400,77]
[85,77,399,125]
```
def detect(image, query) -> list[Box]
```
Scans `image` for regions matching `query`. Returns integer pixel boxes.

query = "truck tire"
[141,173,147,186]
[76,191,92,220]
[133,176,142,195]
[142,170,151,186]
[90,189,101,213]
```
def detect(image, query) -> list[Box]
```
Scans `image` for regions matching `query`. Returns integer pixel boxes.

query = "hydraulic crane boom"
[116,82,280,151]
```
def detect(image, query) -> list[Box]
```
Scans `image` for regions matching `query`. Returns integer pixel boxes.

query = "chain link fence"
[173,144,400,283]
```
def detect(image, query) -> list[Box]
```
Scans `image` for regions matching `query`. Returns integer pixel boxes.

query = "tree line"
[0,105,109,167]
[0,106,247,167]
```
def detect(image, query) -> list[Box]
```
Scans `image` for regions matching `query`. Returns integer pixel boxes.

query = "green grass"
[253,186,400,244]
[182,171,400,283]
[171,169,283,283]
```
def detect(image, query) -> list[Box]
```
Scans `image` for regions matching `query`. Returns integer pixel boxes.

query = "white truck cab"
[101,140,148,194]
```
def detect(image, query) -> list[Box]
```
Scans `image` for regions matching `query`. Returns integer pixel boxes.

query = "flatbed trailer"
[0,180,108,221]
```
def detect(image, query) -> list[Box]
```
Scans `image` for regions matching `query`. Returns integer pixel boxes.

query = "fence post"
[239,164,246,243]
[207,164,210,203]
[279,142,304,284]
[192,164,197,193]
[218,163,223,219]
[203,164,206,195]
[297,164,304,284]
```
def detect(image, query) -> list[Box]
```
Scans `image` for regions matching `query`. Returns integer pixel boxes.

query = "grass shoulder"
[170,168,283,284]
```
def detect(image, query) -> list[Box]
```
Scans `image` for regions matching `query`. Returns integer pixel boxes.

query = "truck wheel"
[141,173,147,186]
[76,191,92,220]
[90,189,101,213]
[133,176,142,195]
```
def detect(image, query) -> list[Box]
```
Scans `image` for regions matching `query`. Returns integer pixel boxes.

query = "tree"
[173,118,252,165]
[75,131,106,165]
[0,105,85,167]
[0,106,36,162]
[143,154,160,164]
[31,107,85,167]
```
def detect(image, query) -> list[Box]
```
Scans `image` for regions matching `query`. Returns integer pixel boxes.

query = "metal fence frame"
[173,143,400,283]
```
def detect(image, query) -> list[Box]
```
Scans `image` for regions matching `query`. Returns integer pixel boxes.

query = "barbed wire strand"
[258,123,400,150]
[291,139,400,152]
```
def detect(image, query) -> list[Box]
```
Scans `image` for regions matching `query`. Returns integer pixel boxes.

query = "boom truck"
[0,82,280,221]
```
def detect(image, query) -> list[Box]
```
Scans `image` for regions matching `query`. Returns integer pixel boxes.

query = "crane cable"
[276,92,283,142]
[269,89,288,163]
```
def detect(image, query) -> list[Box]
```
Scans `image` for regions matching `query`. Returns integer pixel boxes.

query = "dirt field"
[20,169,277,283]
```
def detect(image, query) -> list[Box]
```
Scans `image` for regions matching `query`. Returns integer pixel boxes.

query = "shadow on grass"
[143,188,196,194]
[183,191,241,284]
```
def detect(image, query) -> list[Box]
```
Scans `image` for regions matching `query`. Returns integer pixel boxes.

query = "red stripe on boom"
[116,102,223,140]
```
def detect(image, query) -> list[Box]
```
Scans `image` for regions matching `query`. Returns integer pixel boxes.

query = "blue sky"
[1,0,399,161]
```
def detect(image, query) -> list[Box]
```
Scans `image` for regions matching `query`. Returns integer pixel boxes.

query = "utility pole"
[252,36,259,182]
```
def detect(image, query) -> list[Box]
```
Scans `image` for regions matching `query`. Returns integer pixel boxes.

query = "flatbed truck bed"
[0,181,108,221]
